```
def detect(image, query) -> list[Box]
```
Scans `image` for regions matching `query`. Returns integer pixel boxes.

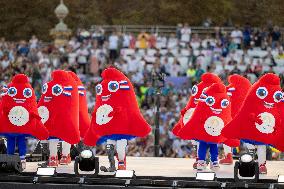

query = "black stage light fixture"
[0,154,23,173]
[234,153,259,182]
[74,150,99,176]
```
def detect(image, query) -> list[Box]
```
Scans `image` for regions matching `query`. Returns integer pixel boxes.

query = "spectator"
[137,30,149,49]
[108,31,119,61]
[230,26,243,49]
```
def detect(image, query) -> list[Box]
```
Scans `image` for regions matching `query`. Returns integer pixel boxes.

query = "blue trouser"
[6,135,27,160]
[198,141,218,162]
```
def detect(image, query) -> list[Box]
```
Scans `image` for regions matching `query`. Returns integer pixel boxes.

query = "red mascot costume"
[38,70,80,167]
[220,74,251,165]
[222,73,283,174]
[178,83,232,171]
[0,74,48,169]
[172,72,222,169]
[84,67,151,171]
[68,71,91,138]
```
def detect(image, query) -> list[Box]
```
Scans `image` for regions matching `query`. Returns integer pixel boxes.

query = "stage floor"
[24,156,284,179]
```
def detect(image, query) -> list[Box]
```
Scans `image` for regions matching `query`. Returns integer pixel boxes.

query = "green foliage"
[0,0,283,41]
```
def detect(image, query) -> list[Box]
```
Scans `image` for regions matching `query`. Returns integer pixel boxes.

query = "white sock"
[257,145,266,165]
[49,139,59,157]
[116,139,127,162]
[62,141,71,156]
[223,144,232,155]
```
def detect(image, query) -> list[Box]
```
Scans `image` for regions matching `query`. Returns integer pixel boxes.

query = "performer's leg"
[209,143,220,171]
[257,145,267,174]
[60,141,71,165]
[197,141,208,171]
[192,140,199,169]
[116,139,127,170]
[48,139,59,167]
[6,136,16,155]
[219,144,233,165]
[101,139,116,172]
[17,135,27,169]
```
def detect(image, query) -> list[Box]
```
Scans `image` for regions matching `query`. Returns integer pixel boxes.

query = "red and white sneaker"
[59,154,71,165]
[118,161,126,170]
[197,160,207,171]
[210,161,220,171]
[193,158,198,169]
[219,153,233,165]
[48,156,59,167]
[259,163,267,174]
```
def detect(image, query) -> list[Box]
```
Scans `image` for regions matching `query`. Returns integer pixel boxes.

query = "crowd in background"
[1,23,284,160]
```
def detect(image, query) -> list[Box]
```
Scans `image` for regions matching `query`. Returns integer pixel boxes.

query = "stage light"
[196,172,216,181]
[234,153,259,182]
[36,167,56,176]
[74,150,99,176]
[277,175,284,183]
[115,170,135,178]
[0,154,23,173]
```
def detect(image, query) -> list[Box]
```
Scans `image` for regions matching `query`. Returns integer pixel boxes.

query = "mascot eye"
[96,84,102,95]
[23,88,32,98]
[273,91,283,103]
[108,81,119,92]
[8,87,17,97]
[256,87,268,99]
[221,99,229,108]
[52,84,63,96]
[205,96,215,106]
[42,83,48,94]
[191,85,198,96]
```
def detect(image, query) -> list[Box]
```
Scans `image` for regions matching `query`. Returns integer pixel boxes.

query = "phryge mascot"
[172,73,222,169]
[38,70,80,167]
[84,67,151,171]
[222,73,284,174]
[0,74,48,168]
[178,83,232,171]
[220,74,251,165]
[68,71,91,139]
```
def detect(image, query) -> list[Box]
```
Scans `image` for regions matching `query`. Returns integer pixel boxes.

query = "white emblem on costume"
[8,106,29,126]
[38,106,50,124]
[204,116,224,136]
[255,112,275,134]
[182,108,195,125]
[96,104,113,125]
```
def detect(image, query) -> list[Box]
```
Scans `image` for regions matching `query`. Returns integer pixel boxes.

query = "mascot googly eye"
[256,87,268,99]
[96,84,102,95]
[23,88,33,98]
[273,91,283,103]
[8,87,17,97]
[205,96,215,106]
[108,81,119,92]
[52,84,63,96]
[191,85,198,96]
[221,99,229,109]
[42,83,48,94]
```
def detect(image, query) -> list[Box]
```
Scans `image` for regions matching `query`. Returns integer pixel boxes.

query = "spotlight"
[234,153,259,182]
[115,170,135,178]
[37,167,56,176]
[74,150,99,176]
[0,154,23,173]
[278,175,284,183]
[196,172,216,181]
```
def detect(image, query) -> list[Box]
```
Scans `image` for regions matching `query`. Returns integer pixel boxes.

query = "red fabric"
[38,70,80,144]
[0,74,48,140]
[222,73,283,147]
[68,72,91,138]
[223,74,252,147]
[84,68,151,146]
[178,83,232,144]
[172,73,222,136]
